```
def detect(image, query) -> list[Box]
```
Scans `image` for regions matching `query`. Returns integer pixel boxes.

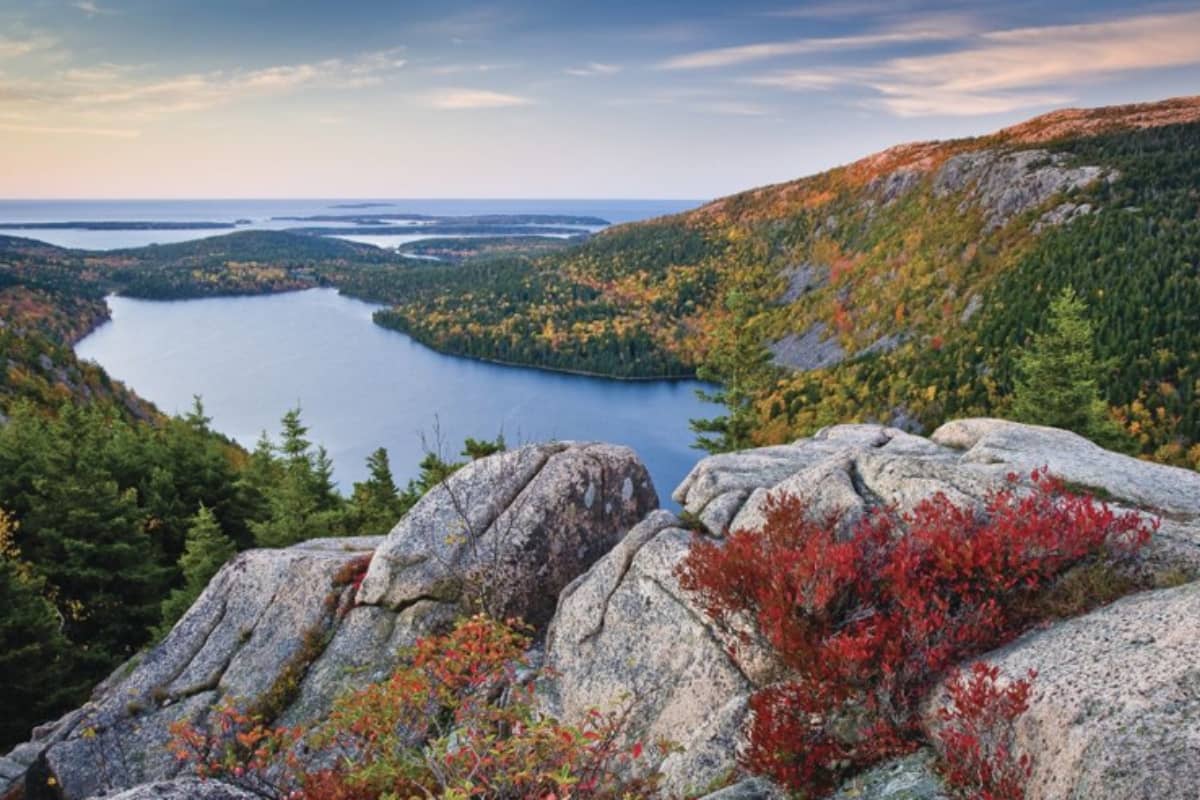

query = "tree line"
[0,396,502,750]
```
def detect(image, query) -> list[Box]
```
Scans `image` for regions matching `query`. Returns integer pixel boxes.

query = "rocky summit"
[5,422,1200,799]
[0,441,655,800]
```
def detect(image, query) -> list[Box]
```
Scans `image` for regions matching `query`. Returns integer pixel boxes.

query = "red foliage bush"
[676,471,1152,796]
[169,615,657,800]
[331,554,372,595]
[937,662,1035,800]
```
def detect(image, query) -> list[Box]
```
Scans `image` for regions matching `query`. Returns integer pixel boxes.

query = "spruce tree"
[365,447,399,497]
[250,408,344,547]
[1010,287,1130,449]
[0,545,74,749]
[156,504,236,637]
[21,405,168,679]
[461,435,506,460]
[346,448,407,536]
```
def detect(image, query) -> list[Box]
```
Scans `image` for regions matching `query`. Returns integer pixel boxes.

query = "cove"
[75,288,721,505]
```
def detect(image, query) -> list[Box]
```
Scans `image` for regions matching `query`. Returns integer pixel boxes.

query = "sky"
[1,0,1198,199]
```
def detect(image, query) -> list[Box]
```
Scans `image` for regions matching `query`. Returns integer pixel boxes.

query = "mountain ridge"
[365,94,1200,465]
[681,94,1200,227]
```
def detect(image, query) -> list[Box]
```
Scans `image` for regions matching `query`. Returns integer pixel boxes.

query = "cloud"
[73,0,117,16]
[746,69,850,91]
[894,10,1200,95]
[565,62,622,77]
[746,8,1200,116]
[0,122,138,138]
[658,17,973,70]
[426,62,510,75]
[412,7,518,43]
[425,88,532,110]
[691,101,771,116]
[0,34,58,59]
[762,1,928,20]
[0,47,408,140]
[31,48,407,115]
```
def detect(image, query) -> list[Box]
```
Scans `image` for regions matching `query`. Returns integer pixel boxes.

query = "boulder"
[540,511,758,797]
[678,418,1200,567]
[98,778,259,799]
[829,751,949,799]
[3,442,656,800]
[546,419,1200,797]
[929,581,1200,800]
[358,441,657,627]
[697,777,787,800]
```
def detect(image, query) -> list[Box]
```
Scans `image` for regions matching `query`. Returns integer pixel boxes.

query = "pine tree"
[279,406,311,464]
[346,448,407,536]
[239,430,282,525]
[0,515,74,749]
[156,505,237,638]
[311,445,340,511]
[461,435,506,460]
[250,408,344,547]
[1010,287,1131,450]
[365,447,399,497]
[18,406,168,680]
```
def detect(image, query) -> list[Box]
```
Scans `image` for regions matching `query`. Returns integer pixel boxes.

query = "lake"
[75,288,720,505]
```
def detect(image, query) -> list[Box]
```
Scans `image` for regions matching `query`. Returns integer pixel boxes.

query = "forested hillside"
[366,96,1200,467]
[0,235,501,748]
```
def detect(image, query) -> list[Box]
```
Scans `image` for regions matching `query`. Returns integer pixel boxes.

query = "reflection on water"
[76,289,720,505]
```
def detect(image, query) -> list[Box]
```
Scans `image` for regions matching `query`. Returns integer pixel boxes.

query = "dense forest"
[359,223,723,378]
[712,120,1200,467]
[0,387,503,749]
[350,109,1200,467]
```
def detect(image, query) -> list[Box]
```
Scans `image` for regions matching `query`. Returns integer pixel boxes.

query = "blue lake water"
[75,289,720,505]
[0,198,697,250]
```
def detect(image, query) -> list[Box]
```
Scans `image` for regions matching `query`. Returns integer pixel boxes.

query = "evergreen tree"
[156,504,236,637]
[311,445,341,511]
[1010,287,1131,450]
[279,406,312,464]
[365,447,399,496]
[691,289,773,453]
[461,435,506,460]
[239,430,282,526]
[346,448,407,536]
[250,408,344,547]
[0,510,74,749]
[21,407,168,679]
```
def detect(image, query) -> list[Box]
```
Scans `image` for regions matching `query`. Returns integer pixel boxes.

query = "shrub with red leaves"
[937,662,1035,800]
[169,615,659,800]
[676,471,1153,797]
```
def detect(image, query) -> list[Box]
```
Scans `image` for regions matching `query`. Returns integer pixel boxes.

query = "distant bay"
[0,198,697,250]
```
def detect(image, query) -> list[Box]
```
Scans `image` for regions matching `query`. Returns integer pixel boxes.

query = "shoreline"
[95,286,710,387]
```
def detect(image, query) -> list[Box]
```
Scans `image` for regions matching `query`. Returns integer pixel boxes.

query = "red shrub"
[937,662,1035,800]
[169,615,658,800]
[332,554,372,595]
[676,471,1152,796]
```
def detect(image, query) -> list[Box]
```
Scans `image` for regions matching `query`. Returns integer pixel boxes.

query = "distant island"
[328,202,397,209]
[273,213,610,227]
[0,221,235,231]
[286,224,592,237]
